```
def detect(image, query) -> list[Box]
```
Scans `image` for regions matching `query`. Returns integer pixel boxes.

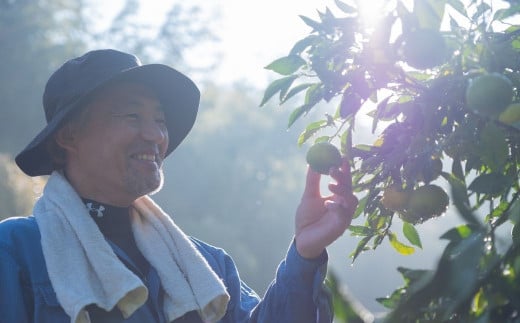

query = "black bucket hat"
[15,49,200,177]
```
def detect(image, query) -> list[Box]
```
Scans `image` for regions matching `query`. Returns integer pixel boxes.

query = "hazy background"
[0,0,479,316]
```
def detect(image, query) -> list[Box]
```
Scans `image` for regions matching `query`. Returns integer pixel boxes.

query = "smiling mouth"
[132,154,158,163]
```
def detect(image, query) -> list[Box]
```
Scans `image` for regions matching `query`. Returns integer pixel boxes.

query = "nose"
[141,119,168,146]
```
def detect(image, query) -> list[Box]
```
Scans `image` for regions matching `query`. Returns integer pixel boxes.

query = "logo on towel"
[86,203,105,218]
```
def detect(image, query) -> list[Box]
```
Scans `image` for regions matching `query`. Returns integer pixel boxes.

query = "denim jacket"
[0,216,332,323]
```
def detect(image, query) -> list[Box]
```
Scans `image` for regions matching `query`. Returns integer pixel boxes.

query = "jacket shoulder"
[189,237,231,262]
[189,237,235,275]
[0,216,40,248]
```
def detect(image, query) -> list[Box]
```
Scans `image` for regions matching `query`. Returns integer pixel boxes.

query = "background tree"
[0,0,215,156]
[0,0,88,154]
[0,153,46,220]
[262,0,520,321]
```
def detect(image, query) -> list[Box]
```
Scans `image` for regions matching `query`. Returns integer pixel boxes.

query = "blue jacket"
[0,216,333,323]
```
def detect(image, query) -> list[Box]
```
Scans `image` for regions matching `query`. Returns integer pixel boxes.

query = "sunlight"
[356,0,388,30]
[356,0,413,31]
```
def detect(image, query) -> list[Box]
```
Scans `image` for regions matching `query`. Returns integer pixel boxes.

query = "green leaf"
[445,173,481,226]
[372,95,393,133]
[289,35,322,56]
[260,75,298,107]
[509,198,520,224]
[413,0,447,31]
[478,122,508,172]
[282,83,314,103]
[512,223,520,246]
[403,222,422,248]
[264,55,306,76]
[349,225,374,236]
[297,120,327,145]
[468,172,510,196]
[440,224,473,242]
[471,288,487,317]
[439,231,485,317]
[350,236,371,261]
[472,2,491,21]
[334,0,357,14]
[299,15,322,32]
[353,195,368,219]
[451,157,464,180]
[339,91,363,118]
[447,0,467,18]
[389,232,415,255]
[493,6,520,21]
[304,83,323,106]
[327,271,371,321]
[398,267,435,287]
[287,105,307,128]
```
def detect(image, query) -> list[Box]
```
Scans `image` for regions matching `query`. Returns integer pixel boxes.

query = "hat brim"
[15,64,200,177]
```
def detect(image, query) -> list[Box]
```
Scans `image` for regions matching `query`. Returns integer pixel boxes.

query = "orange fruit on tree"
[466,73,513,117]
[399,184,449,224]
[306,142,342,175]
[381,185,411,212]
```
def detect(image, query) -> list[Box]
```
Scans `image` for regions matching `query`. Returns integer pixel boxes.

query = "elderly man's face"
[61,82,169,205]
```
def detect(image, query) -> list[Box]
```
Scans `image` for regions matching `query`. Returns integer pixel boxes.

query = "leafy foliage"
[263,0,520,321]
[326,271,374,322]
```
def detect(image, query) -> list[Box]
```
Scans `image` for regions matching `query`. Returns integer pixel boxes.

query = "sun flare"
[356,0,387,30]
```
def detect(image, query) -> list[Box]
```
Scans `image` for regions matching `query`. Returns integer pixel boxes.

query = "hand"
[295,157,358,259]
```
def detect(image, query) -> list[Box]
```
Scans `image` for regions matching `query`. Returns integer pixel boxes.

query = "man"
[0,49,357,323]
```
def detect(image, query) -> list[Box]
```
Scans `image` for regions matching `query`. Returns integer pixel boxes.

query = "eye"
[126,113,139,120]
[156,117,166,125]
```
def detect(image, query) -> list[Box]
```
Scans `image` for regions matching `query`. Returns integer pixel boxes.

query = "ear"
[54,123,78,153]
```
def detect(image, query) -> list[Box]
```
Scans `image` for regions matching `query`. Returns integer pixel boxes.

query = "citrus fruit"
[498,102,520,125]
[401,29,447,69]
[466,73,513,117]
[306,142,342,175]
[381,185,411,212]
[419,158,443,183]
[400,184,449,224]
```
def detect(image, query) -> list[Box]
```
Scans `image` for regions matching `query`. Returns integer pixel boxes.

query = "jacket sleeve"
[0,243,31,323]
[217,240,333,323]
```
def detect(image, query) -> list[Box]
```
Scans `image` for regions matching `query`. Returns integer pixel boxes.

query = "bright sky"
[197,0,326,86]
[97,0,352,87]
[204,0,388,87]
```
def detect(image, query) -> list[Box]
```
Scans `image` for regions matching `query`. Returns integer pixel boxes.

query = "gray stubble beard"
[124,165,165,198]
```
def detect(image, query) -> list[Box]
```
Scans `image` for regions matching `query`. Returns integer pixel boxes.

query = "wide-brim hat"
[15,49,200,177]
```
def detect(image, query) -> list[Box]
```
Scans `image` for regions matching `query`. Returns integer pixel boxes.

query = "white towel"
[34,171,229,323]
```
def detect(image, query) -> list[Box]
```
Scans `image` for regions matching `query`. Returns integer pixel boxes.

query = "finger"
[343,194,359,213]
[328,182,349,197]
[330,157,353,190]
[324,200,355,226]
[303,165,321,198]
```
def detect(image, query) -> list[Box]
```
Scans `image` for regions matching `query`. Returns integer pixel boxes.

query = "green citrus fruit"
[498,102,520,125]
[419,158,443,183]
[466,73,513,117]
[400,184,449,224]
[401,29,447,69]
[381,185,411,212]
[306,142,342,175]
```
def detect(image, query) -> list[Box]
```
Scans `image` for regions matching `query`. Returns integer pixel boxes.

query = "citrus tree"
[262,0,520,321]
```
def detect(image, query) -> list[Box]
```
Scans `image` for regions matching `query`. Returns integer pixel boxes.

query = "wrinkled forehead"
[85,81,164,113]
[90,81,160,103]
